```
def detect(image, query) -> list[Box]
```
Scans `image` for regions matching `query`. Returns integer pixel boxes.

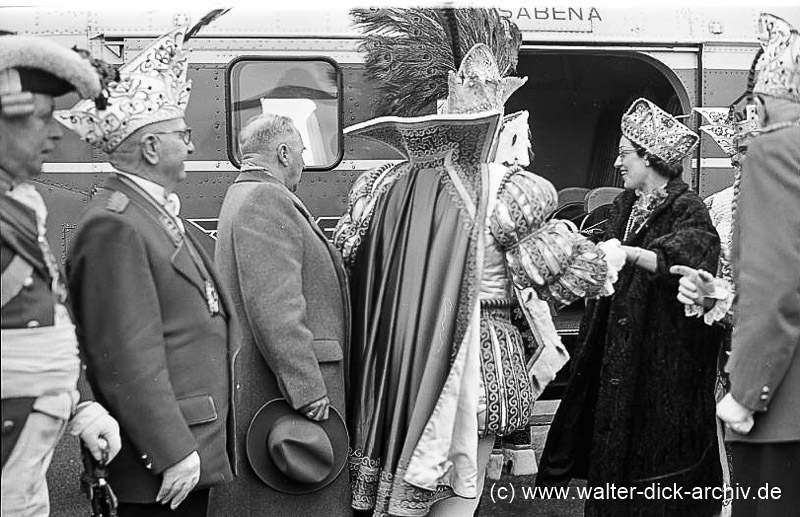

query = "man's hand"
[156,451,200,510]
[717,393,755,435]
[670,265,716,307]
[78,413,121,464]
[299,396,331,421]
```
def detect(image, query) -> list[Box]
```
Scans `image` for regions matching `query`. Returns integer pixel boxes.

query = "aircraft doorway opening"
[511,51,690,399]
[508,51,687,192]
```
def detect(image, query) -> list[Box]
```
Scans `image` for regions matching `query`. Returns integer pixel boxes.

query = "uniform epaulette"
[106,191,129,213]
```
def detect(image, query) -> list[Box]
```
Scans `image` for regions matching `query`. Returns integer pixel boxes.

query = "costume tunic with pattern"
[537,178,723,517]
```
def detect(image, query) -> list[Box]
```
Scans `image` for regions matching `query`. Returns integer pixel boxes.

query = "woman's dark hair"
[630,141,683,179]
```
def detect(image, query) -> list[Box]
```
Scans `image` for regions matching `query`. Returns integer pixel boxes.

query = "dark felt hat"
[246,398,348,495]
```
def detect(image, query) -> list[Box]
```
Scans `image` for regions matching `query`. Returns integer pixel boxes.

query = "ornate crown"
[693,106,759,159]
[620,98,699,165]
[753,13,800,103]
[55,24,191,153]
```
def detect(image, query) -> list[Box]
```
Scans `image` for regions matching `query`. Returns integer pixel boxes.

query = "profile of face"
[0,93,62,182]
[614,136,652,191]
[141,118,194,188]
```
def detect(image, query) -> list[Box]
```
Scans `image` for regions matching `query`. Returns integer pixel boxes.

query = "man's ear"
[140,134,160,165]
[277,143,290,166]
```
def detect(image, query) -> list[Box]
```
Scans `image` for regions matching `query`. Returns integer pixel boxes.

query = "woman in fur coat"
[536,98,724,517]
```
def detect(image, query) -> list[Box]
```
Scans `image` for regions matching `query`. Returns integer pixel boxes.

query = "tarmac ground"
[46,400,586,516]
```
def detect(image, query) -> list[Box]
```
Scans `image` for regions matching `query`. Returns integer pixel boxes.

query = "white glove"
[717,393,755,435]
[597,238,626,295]
[69,401,121,463]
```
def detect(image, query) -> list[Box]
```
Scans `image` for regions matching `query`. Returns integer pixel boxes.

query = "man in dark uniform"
[715,12,800,517]
[1,33,121,515]
[58,25,237,517]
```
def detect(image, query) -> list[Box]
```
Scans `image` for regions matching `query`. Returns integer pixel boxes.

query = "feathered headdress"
[351,8,523,116]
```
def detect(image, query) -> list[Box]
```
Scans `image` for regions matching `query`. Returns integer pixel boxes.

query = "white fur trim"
[0,35,100,98]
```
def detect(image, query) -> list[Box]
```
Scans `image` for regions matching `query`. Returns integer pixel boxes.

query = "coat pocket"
[178,395,218,425]
[312,339,343,363]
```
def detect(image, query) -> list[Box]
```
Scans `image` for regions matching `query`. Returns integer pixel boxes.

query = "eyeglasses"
[152,127,192,145]
[617,147,637,159]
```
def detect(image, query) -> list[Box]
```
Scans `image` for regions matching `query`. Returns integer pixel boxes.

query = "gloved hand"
[79,413,121,464]
[157,451,201,510]
[716,393,755,435]
[670,265,717,307]
[70,401,121,464]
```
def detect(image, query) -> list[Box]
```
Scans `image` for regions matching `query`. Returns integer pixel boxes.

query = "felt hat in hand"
[246,398,348,494]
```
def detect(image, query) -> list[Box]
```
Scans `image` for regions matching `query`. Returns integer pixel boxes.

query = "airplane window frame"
[225,56,344,171]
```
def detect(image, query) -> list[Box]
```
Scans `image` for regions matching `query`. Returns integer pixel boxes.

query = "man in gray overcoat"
[209,113,351,516]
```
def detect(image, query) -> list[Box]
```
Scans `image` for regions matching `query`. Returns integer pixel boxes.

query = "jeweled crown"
[620,98,699,165]
[753,13,800,103]
[55,25,191,153]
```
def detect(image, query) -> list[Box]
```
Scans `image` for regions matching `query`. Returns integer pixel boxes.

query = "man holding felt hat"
[209,113,351,516]
[0,32,122,516]
[60,25,237,517]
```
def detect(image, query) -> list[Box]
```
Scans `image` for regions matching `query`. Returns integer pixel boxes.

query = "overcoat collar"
[620,177,689,244]
[233,170,332,249]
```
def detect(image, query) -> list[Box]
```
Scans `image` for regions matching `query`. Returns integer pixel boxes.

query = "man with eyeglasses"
[58,25,236,517]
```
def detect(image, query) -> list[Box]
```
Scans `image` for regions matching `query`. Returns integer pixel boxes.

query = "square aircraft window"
[227,57,343,170]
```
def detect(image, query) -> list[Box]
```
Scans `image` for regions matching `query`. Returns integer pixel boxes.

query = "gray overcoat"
[209,171,351,516]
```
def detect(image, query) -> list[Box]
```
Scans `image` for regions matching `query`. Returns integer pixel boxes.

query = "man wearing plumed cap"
[0,33,122,516]
[58,25,237,517]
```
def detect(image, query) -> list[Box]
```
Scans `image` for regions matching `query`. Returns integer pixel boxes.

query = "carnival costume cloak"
[345,111,499,515]
[335,10,624,516]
